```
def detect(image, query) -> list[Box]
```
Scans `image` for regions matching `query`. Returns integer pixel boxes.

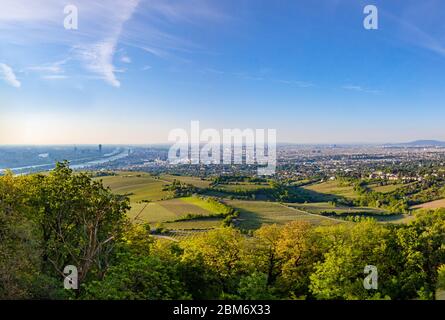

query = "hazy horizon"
[0,138,444,147]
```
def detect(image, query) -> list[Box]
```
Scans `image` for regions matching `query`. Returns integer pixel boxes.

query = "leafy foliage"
[1,164,444,300]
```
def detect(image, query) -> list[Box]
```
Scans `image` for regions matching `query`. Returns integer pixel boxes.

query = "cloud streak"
[274,79,314,88]
[73,0,140,87]
[0,0,139,87]
[0,0,226,87]
[342,85,380,94]
[41,75,68,80]
[27,59,68,74]
[0,63,21,87]
[384,6,445,58]
[76,39,121,87]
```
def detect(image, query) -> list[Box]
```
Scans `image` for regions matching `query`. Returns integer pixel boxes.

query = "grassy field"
[98,172,414,234]
[287,202,413,224]
[302,180,358,199]
[129,202,177,222]
[375,214,415,224]
[160,174,212,188]
[368,183,405,193]
[96,173,172,202]
[97,172,226,233]
[225,200,340,230]
[129,197,225,224]
[411,199,445,210]
[217,182,271,192]
[288,202,388,215]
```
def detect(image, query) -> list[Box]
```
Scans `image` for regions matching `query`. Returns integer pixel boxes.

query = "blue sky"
[1,0,445,144]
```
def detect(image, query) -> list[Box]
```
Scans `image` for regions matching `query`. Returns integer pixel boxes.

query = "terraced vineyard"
[97,172,420,236]
[288,202,388,215]
[96,173,226,234]
[225,200,341,229]
[130,197,224,224]
[96,173,172,201]
[287,202,414,224]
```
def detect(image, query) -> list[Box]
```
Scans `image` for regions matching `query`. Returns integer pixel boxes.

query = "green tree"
[395,209,445,298]
[309,220,394,300]
[181,227,250,297]
[0,172,40,298]
[0,172,66,299]
[28,162,130,286]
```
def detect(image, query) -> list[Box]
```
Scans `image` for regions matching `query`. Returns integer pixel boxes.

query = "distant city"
[3,140,445,181]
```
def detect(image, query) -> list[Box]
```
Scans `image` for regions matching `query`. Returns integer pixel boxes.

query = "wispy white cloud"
[0,0,226,87]
[0,1,141,87]
[73,0,140,87]
[27,59,68,74]
[384,6,445,58]
[121,55,131,63]
[141,46,170,59]
[76,39,121,87]
[41,75,68,80]
[343,85,363,91]
[0,0,61,23]
[0,63,21,87]
[342,85,380,94]
[274,79,314,88]
[201,68,314,88]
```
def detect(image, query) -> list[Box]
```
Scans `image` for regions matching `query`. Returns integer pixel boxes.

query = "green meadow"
[161,174,212,188]
[302,180,359,199]
[368,183,405,193]
[288,202,388,215]
[96,173,172,202]
[217,182,271,192]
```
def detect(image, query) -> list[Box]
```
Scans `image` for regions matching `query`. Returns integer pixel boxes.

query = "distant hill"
[387,140,445,147]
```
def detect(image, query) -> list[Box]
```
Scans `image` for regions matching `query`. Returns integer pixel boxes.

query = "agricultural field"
[411,199,445,210]
[160,174,212,188]
[98,172,350,231]
[302,180,358,199]
[368,183,405,193]
[375,214,416,224]
[287,202,413,224]
[95,172,172,202]
[216,182,271,192]
[128,197,225,225]
[225,200,340,230]
[288,202,388,215]
[98,172,417,232]
[96,172,228,234]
